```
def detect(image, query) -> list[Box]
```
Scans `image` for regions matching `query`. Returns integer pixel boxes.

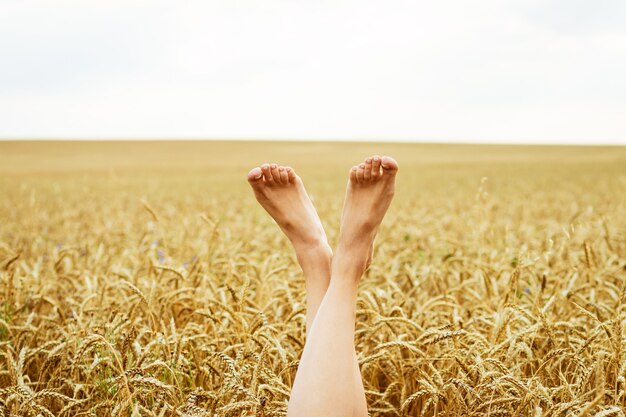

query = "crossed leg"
[247,156,398,417]
[247,162,368,416]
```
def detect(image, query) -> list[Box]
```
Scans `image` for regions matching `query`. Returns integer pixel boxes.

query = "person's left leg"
[289,233,368,417]
[247,163,367,417]
[286,156,398,417]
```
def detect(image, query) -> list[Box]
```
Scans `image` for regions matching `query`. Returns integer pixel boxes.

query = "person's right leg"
[247,162,368,416]
[286,156,398,417]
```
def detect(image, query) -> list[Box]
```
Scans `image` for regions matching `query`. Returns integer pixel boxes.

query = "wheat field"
[1,141,625,417]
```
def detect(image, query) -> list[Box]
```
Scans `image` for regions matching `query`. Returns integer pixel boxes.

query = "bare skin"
[248,155,398,417]
[247,163,328,254]
[247,162,335,332]
[336,155,398,277]
[247,162,367,416]
[246,162,373,279]
[287,155,398,417]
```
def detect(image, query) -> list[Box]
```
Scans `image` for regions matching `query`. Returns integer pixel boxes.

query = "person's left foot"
[334,155,398,278]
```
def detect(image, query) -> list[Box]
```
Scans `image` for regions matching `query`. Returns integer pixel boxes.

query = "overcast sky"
[1,0,625,144]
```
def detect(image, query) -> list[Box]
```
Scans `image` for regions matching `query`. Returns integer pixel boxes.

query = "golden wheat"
[0,141,625,416]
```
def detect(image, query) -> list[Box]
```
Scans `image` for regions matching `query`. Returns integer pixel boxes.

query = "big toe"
[381,156,399,174]
[247,167,263,184]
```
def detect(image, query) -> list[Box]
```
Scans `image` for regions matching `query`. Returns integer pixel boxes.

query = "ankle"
[331,245,369,281]
[335,238,370,260]
[294,240,332,264]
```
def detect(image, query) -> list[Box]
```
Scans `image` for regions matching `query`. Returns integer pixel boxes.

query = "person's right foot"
[247,163,331,257]
[335,155,398,277]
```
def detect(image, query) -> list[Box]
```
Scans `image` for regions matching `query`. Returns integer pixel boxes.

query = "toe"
[270,163,281,184]
[349,166,358,183]
[278,166,289,183]
[261,163,274,183]
[356,163,365,182]
[371,155,382,178]
[286,166,296,183]
[247,167,263,184]
[381,156,399,174]
[363,157,372,180]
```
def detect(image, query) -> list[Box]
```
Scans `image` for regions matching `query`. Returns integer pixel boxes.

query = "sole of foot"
[335,155,398,276]
[247,163,331,258]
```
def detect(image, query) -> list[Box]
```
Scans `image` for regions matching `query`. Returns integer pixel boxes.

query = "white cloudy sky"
[1,0,625,144]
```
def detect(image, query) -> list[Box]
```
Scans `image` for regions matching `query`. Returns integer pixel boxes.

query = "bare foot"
[335,155,398,277]
[247,163,331,258]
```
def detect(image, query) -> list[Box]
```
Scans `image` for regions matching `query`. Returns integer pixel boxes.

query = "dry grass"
[0,141,625,417]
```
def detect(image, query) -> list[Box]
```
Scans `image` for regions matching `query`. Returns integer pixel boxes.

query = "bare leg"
[286,156,398,417]
[247,162,369,416]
